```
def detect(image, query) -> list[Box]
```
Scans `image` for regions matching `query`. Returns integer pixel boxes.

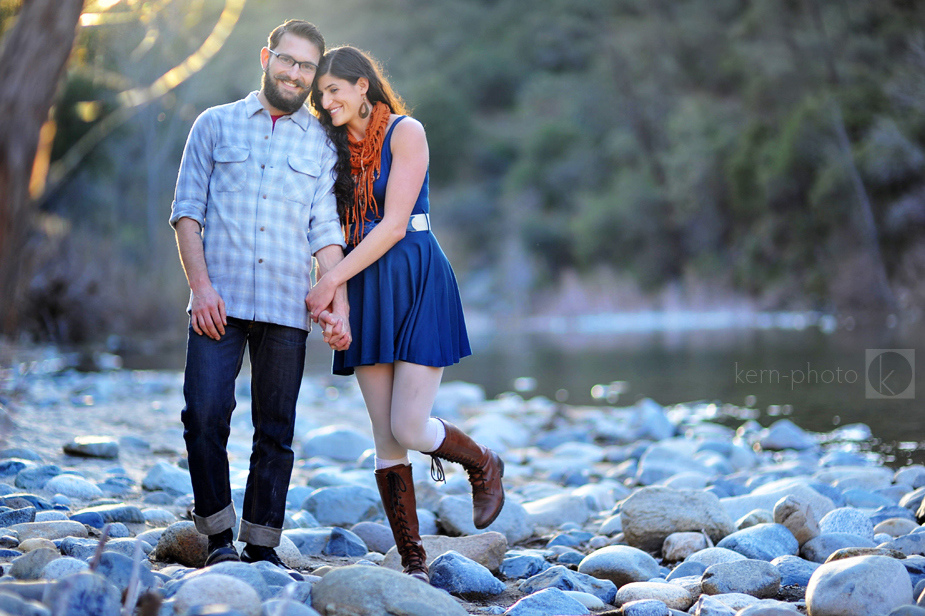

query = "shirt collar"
[245,91,312,131]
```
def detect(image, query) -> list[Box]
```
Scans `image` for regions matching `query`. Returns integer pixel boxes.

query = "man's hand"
[190,284,227,340]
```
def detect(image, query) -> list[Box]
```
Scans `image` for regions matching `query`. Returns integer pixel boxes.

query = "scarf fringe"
[347,102,391,245]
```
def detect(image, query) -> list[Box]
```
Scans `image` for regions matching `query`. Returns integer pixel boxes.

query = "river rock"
[773,494,820,546]
[73,503,145,525]
[875,518,919,537]
[701,559,781,598]
[9,521,87,542]
[152,520,207,568]
[737,509,775,530]
[801,533,877,563]
[757,419,816,451]
[502,552,551,580]
[41,556,89,580]
[42,475,103,500]
[43,571,122,616]
[806,555,913,616]
[301,485,380,527]
[261,600,320,616]
[504,586,590,616]
[437,494,532,543]
[311,565,467,616]
[523,493,591,528]
[95,551,157,595]
[382,531,507,573]
[176,561,272,600]
[62,436,119,459]
[9,547,59,580]
[635,440,712,485]
[15,466,60,491]
[685,547,747,567]
[322,527,366,557]
[520,564,617,604]
[621,599,670,616]
[429,550,506,598]
[771,554,820,587]
[721,479,835,523]
[818,507,875,541]
[0,507,35,528]
[662,531,710,562]
[879,533,925,557]
[300,426,374,462]
[690,592,762,615]
[715,523,798,561]
[576,545,660,587]
[173,572,262,616]
[615,581,693,610]
[141,461,192,496]
[621,486,735,552]
[349,521,394,554]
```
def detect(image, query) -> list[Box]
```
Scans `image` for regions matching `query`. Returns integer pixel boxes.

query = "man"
[170,19,349,568]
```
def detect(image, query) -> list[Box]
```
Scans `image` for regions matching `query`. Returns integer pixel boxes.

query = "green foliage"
[26,0,925,342]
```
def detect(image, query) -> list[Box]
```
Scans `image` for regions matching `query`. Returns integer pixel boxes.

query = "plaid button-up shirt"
[170,92,345,331]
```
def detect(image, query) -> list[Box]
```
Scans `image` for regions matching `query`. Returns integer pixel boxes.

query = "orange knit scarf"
[346,101,391,244]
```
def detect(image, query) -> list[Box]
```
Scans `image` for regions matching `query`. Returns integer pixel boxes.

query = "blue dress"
[333,116,471,376]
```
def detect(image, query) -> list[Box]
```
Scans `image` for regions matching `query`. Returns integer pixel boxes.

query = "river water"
[118,310,925,467]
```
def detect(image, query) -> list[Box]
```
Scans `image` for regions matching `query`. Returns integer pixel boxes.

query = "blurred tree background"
[2,0,925,348]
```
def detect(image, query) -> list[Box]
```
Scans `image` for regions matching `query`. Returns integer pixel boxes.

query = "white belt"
[407,213,431,232]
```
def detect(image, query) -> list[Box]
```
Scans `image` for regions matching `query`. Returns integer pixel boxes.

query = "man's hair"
[268,20,324,54]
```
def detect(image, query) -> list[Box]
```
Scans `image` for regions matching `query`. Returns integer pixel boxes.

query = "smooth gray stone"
[874,505,918,525]
[62,437,119,459]
[666,560,706,580]
[0,507,35,527]
[322,527,367,557]
[141,462,192,496]
[519,565,616,604]
[501,553,551,580]
[252,560,301,588]
[800,533,877,563]
[40,556,89,580]
[310,565,467,616]
[300,485,380,527]
[818,507,875,541]
[770,554,820,587]
[430,550,506,598]
[0,580,50,602]
[504,587,590,616]
[437,493,533,544]
[71,504,145,524]
[0,460,28,478]
[0,449,42,462]
[14,466,60,491]
[95,551,157,595]
[172,561,272,601]
[0,590,51,616]
[300,426,374,463]
[807,555,913,616]
[349,521,394,554]
[283,528,333,557]
[621,599,670,616]
[261,600,321,616]
[701,559,781,598]
[880,532,925,556]
[757,419,816,451]
[42,572,121,616]
[716,523,799,561]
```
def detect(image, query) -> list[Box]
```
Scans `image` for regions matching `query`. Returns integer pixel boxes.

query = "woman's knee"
[390,420,430,452]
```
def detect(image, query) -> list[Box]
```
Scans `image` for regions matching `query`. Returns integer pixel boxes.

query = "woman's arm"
[306,117,429,315]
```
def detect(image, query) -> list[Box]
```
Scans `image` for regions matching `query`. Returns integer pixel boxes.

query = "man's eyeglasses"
[266,48,318,74]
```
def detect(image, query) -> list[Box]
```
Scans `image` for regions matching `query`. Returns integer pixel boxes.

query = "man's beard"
[262,69,310,114]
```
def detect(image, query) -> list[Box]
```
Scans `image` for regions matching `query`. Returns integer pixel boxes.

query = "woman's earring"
[359,97,370,119]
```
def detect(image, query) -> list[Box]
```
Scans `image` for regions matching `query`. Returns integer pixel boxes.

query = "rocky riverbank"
[1,346,925,615]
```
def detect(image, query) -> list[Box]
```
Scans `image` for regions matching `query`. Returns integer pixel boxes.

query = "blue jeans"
[181,317,307,547]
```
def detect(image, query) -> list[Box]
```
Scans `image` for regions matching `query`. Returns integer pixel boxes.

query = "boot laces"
[386,471,425,569]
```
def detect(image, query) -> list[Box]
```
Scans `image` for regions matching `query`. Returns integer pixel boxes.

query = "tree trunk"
[0,0,85,333]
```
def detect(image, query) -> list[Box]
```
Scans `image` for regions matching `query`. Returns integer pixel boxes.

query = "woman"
[306,46,505,583]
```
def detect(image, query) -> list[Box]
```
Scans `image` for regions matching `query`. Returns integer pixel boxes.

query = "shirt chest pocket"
[211,146,249,192]
[284,156,321,205]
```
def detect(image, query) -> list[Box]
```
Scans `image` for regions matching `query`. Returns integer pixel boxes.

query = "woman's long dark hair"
[310,46,408,221]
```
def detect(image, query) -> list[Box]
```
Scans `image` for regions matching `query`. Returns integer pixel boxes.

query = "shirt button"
[260,226,265,231]
[264,135,269,140]
[261,164,265,169]
[258,258,264,263]
[263,195,267,199]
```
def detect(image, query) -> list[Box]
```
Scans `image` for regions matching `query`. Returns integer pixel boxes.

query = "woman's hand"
[317,309,351,351]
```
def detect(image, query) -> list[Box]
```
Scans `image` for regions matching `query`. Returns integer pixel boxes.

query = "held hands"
[315,309,351,351]
[190,284,227,340]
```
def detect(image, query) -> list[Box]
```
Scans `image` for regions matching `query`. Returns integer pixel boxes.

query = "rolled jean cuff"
[192,502,236,536]
[237,519,282,547]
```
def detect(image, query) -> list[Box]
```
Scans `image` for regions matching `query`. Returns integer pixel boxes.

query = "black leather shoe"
[241,544,301,578]
[205,531,240,566]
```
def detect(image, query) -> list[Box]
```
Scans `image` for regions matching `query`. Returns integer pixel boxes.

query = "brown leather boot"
[374,463,429,583]
[426,419,505,529]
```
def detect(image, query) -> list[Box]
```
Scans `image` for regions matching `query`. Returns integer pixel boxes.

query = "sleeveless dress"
[333,116,471,376]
